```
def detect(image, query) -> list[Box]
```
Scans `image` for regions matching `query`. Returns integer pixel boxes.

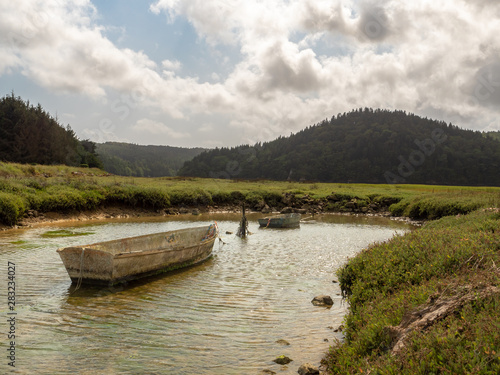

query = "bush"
[131,187,170,209]
[244,191,264,207]
[0,192,26,225]
[211,190,233,205]
[168,189,212,206]
[390,194,484,220]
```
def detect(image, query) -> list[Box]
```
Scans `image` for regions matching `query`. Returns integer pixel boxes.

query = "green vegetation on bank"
[326,209,500,374]
[0,161,499,374]
[0,162,499,228]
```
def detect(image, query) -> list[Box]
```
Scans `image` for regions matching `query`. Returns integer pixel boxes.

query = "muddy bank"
[2,201,420,231]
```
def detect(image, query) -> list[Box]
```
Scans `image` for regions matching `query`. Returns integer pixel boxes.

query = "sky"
[1,0,500,148]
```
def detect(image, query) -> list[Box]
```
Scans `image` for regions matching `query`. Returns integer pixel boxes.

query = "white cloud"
[132,118,190,139]
[161,59,181,71]
[2,0,500,148]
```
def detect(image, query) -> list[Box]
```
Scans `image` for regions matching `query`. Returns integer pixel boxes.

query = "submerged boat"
[258,213,301,228]
[57,224,218,286]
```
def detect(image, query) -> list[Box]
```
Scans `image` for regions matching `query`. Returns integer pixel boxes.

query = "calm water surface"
[0,213,410,374]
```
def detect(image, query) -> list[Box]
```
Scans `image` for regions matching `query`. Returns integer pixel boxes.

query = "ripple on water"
[0,214,410,374]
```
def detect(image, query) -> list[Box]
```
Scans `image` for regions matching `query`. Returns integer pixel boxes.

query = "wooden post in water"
[237,203,248,238]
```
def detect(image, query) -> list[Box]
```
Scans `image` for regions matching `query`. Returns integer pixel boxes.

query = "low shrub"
[0,192,26,225]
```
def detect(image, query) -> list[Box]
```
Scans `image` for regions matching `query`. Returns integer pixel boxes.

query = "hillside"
[179,109,500,186]
[0,93,101,168]
[96,142,205,177]
[487,130,500,142]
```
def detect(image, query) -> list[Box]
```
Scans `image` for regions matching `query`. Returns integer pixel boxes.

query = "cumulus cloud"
[161,59,181,71]
[1,0,500,148]
[150,0,244,45]
[0,0,160,98]
[132,118,190,139]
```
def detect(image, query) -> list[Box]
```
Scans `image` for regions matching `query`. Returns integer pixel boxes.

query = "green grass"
[41,230,94,238]
[325,209,500,374]
[1,162,499,372]
[0,161,499,226]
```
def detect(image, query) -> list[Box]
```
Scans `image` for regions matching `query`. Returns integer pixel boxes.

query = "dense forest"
[487,131,500,142]
[179,108,500,186]
[96,142,205,177]
[0,94,101,167]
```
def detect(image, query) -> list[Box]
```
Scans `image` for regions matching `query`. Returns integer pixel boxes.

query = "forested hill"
[96,142,205,177]
[179,109,500,186]
[0,94,101,167]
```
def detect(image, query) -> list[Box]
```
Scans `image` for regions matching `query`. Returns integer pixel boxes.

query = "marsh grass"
[41,230,94,238]
[326,209,500,374]
[0,162,499,372]
[0,161,499,226]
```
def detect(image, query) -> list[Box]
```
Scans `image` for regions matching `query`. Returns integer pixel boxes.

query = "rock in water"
[298,363,320,375]
[273,355,293,365]
[311,295,334,306]
[275,339,290,346]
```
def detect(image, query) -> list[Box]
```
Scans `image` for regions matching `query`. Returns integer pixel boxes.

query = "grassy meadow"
[0,161,499,227]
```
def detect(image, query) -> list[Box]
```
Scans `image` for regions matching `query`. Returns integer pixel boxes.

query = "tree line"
[96,142,206,177]
[179,108,500,186]
[0,93,101,168]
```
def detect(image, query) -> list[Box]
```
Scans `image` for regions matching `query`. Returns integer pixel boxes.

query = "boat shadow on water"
[64,255,216,299]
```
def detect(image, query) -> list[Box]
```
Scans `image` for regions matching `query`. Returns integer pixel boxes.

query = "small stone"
[297,363,320,375]
[226,231,233,235]
[275,339,290,346]
[260,370,276,375]
[311,295,334,306]
[332,279,338,283]
[273,355,293,365]
[333,324,344,333]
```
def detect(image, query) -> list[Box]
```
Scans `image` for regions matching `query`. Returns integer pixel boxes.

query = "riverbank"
[324,207,500,374]
[1,162,498,229]
[1,162,499,373]
[3,203,419,232]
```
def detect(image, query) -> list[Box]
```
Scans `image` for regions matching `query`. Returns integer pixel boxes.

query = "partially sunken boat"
[258,213,301,228]
[57,224,218,286]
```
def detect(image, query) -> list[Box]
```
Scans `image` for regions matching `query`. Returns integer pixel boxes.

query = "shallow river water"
[0,213,410,374]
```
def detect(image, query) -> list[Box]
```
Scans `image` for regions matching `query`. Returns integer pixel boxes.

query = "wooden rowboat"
[258,213,301,228]
[57,224,218,286]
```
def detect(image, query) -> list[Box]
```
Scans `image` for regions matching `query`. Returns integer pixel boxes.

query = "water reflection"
[0,214,410,374]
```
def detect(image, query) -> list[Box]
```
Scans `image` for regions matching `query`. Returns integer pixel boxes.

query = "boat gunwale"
[56,224,216,256]
[114,237,216,258]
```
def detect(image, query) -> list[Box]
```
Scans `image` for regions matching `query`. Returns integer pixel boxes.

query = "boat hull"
[57,225,217,285]
[258,213,301,228]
